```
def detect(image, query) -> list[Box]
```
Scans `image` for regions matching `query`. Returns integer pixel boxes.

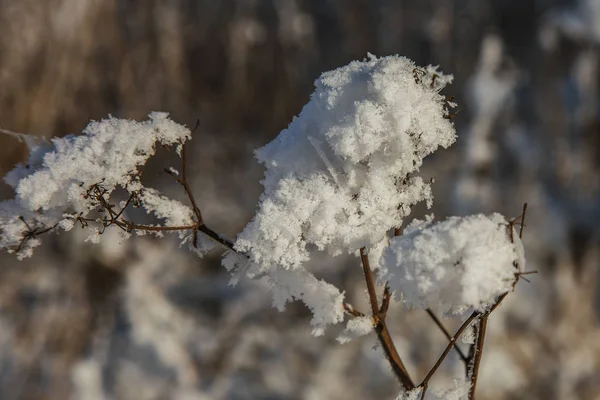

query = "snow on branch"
[379,214,526,314]
[234,54,456,273]
[0,112,201,258]
[224,54,456,334]
[0,53,529,397]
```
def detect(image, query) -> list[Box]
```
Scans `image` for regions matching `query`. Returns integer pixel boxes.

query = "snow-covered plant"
[380,214,526,314]
[0,55,529,399]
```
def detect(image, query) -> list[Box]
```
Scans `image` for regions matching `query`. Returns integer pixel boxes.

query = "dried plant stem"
[180,141,204,225]
[419,311,480,400]
[519,203,528,239]
[468,313,489,399]
[113,219,235,250]
[359,247,414,390]
[425,308,468,362]
[15,135,239,255]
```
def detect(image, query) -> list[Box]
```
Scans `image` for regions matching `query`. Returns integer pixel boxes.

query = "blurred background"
[0,0,599,399]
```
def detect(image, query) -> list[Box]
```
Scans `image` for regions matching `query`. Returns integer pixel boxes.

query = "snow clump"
[0,112,197,258]
[379,213,525,314]
[234,54,456,272]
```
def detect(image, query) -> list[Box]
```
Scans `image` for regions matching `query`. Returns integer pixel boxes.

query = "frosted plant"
[379,213,525,314]
[234,54,456,271]
[0,112,217,259]
[0,55,529,399]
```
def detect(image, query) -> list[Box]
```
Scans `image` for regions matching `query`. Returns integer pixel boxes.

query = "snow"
[268,268,345,336]
[15,111,189,212]
[396,387,423,400]
[379,214,525,314]
[225,54,455,334]
[461,319,478,345]
[223,250,346,335]
[0,53,530,397]
[337,316,374,344]
[234,54,455,272]
[396,379,470,400]
[0,112,194,257]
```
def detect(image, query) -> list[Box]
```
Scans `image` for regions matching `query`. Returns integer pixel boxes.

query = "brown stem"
[197,224,236,250]
[360,248,380,316]
[379,284,391,317]
[468,314,488,399]
[114,220,195,232]
[376,319,414,390]
[359,248,414,390]
[419,311,480,399]
[112,219,236,251]
[426,308,468,361]
[519,202,528,239]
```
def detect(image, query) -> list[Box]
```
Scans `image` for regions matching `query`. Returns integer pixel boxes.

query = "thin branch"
[468,313,488,399]
[519,203,528,239]
[425,308,468,362]
[419,311,480,399]
[360,248,381,317]
[112,192,135,221]
[376,319,414,390]
[110,219,236,250]
[359,247,414,390]
[81,180,237,252]
[113,221,195,232]
[379,284,391,318]
[465,323,478,378]
[197,224,236,250]
[343,302,366,318]
[0,127,43,144]
[8,120,241,258]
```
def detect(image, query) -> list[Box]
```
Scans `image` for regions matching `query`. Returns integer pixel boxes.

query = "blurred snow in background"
[0,1,599,399]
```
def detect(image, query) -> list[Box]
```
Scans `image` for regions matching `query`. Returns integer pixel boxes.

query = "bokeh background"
[0,0,599,399]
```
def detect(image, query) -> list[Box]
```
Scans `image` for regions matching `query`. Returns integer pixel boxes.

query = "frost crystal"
[235,54,455,271]
[379,214,524,313]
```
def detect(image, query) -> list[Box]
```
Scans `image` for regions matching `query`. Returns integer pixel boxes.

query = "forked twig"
[425,308,468,362]
[419,311,480,400]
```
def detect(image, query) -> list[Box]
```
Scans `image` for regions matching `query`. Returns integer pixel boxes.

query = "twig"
[0,127,42,144]
[519,203,528,239]
[419,311,480,399]
[343,302,366,318]
[16,218,59,253]
[360,248,380,317]
[468,313,488,399]
[359,247,414,390]
[425,308,468,362]
[9,120,240,258]
[379,284,391,318]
